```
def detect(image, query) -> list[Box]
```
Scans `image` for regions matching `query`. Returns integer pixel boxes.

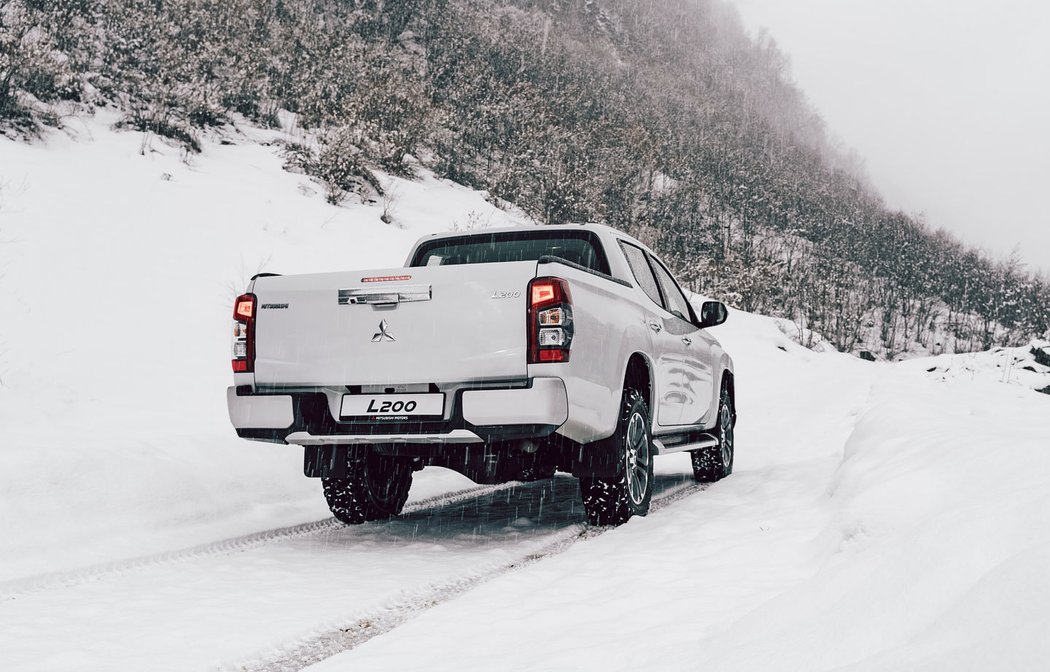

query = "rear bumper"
[226,387,294,429]
[227,377,569,446]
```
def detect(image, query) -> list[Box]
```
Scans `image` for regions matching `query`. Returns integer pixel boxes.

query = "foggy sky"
[726,0,1050,275]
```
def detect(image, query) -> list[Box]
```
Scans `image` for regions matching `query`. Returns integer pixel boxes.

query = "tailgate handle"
[339,284,432,306]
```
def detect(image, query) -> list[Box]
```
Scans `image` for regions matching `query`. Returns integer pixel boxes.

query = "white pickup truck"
[227,224,735,525]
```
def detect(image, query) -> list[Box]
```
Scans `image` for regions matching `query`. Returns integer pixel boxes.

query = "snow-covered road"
[0,474,703,670]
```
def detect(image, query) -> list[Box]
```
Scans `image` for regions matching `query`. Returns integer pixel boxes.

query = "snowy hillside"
[2,118,1049,671]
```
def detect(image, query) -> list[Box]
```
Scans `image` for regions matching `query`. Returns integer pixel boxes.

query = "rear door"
[647,255,714,426]
[251,262,537,387]
[619,242,684,427]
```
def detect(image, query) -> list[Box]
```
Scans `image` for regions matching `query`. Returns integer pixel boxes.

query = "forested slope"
[3,0,1047,357]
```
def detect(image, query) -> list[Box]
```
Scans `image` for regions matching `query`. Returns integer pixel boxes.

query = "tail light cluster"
[232,293,256,373]
[528,277,573,363]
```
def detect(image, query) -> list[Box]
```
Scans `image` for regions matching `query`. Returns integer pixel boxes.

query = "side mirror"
[698,301,728,328]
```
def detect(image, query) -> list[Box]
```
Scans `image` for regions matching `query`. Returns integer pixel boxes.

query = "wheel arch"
[720,369,737,426]
[623,352,654,418]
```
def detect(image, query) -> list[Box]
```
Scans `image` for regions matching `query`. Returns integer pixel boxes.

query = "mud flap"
[571,438,622,478]
[304,445,367,478]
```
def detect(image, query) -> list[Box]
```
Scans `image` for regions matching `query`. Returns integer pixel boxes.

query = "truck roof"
[415,222,621,243]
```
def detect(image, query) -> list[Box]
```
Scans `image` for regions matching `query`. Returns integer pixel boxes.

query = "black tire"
[691,378,734,482]
[580,388,654,526]
[322,455,413,525]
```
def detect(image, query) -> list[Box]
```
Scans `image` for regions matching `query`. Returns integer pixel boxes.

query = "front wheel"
[580,388,654,525]
[691,379,734,482]
[322,455,413,525]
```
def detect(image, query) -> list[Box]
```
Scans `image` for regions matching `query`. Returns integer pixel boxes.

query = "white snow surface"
[2,116,1049,672]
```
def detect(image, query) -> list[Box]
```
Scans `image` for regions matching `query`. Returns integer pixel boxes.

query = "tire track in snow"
[0,483,519,603]
[224,480,706,672]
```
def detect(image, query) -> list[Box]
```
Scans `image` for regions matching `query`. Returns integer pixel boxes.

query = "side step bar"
[652,433,718,455]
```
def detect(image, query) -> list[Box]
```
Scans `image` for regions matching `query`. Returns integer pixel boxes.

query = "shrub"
[0,0,78,128]
[283,130,384,206]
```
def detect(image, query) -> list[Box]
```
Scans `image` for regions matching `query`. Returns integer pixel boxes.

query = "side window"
[620,242,663,307]
[649,255,694,323]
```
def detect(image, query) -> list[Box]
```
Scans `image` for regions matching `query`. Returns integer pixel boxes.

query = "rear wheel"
[691,379,734,482]
[322,454,413,525]
[580,388,654,525]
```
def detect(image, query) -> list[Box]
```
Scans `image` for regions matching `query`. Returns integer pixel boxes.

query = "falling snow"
[2,115,1049,672]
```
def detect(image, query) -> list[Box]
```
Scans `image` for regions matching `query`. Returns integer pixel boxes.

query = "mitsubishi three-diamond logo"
[372,319,395,342]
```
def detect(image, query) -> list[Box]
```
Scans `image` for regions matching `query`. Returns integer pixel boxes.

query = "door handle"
[649,322,662,333]
[682,337,692,346]
[339,284,432,306]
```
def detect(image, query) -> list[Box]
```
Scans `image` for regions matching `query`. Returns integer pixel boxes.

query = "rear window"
[409,230,610,275]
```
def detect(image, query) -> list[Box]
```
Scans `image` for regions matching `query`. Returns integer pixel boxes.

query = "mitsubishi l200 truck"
[227,224,735,525]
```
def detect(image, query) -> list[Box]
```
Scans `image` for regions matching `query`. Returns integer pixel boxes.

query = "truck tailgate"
[251,261,537,386]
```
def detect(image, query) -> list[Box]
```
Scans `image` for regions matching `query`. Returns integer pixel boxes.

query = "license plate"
[340,393,444,418]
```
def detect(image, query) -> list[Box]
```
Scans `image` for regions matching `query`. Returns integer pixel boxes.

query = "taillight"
[528,277,573,363]
[232,293,256,373]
